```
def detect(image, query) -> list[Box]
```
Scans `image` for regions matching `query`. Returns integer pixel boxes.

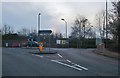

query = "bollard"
[39,42,43,53]
[6,43,8,47]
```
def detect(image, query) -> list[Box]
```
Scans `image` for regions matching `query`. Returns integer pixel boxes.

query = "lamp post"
[105,0,108,48]
[38,13,41,36]
[61,19,67,39]
[82,19,87,38]
[78,20,82,48]
[61,18,69,48]
[81,19,87,48]
[38,13,41,42]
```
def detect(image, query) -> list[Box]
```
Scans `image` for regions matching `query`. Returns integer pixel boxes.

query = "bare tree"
[107,1,120,40]
[95,10,106,39]
[33,29,37,35]
[71,15,95,38]
[17,27,30,36]
[2,24,14,35]
[54,32,63,39]
[2,25,7,35]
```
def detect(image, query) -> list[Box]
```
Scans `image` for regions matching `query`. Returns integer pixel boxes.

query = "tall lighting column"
[61,18,67,39]
[61,18,69,48]
[38,13,41,42]
[106,0,108,48]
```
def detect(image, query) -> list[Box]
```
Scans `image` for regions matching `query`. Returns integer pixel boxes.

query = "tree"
[103,1,120,51]
[54,33,63,39]
[95,10,106,40]
[70,16,95,48]
[2,24,14,35]
[118,1,120,48]
[17,27,30,36]
[71,16,95,38]
[107,1,120,40]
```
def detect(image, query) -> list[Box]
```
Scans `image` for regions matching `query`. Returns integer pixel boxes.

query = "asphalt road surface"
[2,47,119,76]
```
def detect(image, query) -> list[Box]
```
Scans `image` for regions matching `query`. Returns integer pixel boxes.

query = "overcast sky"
[1,0,114,37]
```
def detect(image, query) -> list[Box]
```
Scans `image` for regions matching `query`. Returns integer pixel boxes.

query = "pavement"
[2,47,119,76]
[94,48,119,59]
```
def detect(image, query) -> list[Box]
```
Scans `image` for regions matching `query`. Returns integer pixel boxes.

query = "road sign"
[38,30,52,34]
[29,33,33,38]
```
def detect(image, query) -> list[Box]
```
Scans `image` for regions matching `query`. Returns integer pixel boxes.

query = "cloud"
[2,1,113,37]
[1,0,116,2]
[2,2,38,31]
[0,2,2,28]
[29,2,75,33]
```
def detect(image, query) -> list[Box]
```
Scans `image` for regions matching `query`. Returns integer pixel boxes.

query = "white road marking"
[35,55,40,57]
[32,53,88,71]
[39,56,43,58]
[74,64,88,70]
[66,59,88,71]
[66,59,71,63]
[32,54,34,55]
[34,55,43,58]
[32,54,43,58]
[51,60,82,71]
[32,54,51,58]
[57,54,63,58]
[70,61,88,70]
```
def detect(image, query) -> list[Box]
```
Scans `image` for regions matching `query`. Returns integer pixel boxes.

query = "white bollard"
[18,43,20,47]
[6,43,8,47]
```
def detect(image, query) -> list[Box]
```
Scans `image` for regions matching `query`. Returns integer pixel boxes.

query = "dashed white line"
[31,54,34,55]
[32,53,88,71]
[34,55,43,58]
[69,61,88,71]
[64,59,88,71]
[51,60,82,71]
[57,54,63,58]
[66,59,71,63]
[74,64,88,70]
[35,55,40,57]
[39,56,43,58]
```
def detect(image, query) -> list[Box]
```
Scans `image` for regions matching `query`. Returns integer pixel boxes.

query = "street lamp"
[82,19,87,38]
[38,13,41,36]
[106,0,108,48]
[61,18,67,39]
[38,13,41,42]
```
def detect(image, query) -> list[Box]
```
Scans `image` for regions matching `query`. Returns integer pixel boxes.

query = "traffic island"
[22,47,38,49]
[29,49,58,55]
[31,52,57,55]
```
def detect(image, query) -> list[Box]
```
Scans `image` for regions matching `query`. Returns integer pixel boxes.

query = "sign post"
[38,30,52,53]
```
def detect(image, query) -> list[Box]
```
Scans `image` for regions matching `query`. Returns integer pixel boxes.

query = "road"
[2,47,119,76]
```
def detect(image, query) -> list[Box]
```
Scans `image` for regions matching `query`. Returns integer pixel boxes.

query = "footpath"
[94,43,119,60]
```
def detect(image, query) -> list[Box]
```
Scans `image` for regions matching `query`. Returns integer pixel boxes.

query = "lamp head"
[61,19,65,20]
[39,13,41,15]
